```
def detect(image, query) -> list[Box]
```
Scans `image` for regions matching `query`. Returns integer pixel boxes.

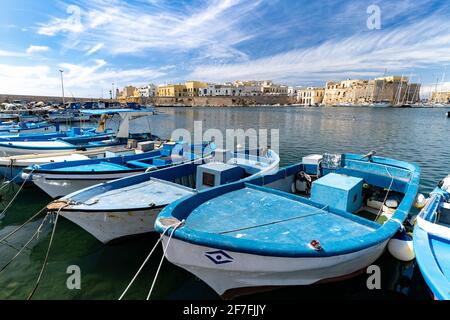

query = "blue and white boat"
[155,153,420,297]
[46,110,91,123]
[46,148,279,243]
[0,109,155,156]
[413,175,450,300]
[24,141,214,198]
[0,121,58,135]
[0,126,114,142]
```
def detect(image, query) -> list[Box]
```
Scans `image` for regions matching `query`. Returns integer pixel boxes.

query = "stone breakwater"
[0,94,97,104]
[1,94,297,107]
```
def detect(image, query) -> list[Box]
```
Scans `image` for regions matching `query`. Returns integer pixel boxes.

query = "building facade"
[323,76,421,105]
[297,87,325,106]
[138,84,157,97]
[157,84,188,97]
[185,81,208,97]
[430,91,450,103]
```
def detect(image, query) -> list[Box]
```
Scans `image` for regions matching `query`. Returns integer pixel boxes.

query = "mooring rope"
[118,219,184,300]
[0,169,34,220]
[0,165,24,192]
[146,220,184,300]
[375,166,395,222]
[0,205,47,244]
[27,204,67,300]
[0,213,50,274]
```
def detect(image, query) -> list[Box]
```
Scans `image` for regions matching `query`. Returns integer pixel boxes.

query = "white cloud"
[38,5,84,36]
[0,49,27,57]
[85,43,104,56]
[421,81,450,97]
[36,0,260,59]
[0,60,170,97]
[189,15,450,87]
[26,45,50,54]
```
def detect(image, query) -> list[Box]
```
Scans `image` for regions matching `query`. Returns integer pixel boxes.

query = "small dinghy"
[413,174,450,300]
[47,148,279,243]
[154,153,420,297]
[25,141,214,198]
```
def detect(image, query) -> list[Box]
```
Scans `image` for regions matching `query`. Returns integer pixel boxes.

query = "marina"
[1,0,450,307]
[0,106,448,300]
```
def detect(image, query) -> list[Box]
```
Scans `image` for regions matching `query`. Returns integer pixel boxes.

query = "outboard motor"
[292,171,312,194]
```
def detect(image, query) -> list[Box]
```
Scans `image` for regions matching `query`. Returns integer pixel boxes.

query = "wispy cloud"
[38,5,84,36]
[189,14,450,86]
[85,42,104,56]
[0,60,170,97]
[37,0,261,60]
[0,49,27,57]
[26,45,50,54]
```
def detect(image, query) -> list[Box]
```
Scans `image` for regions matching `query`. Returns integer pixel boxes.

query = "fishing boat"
[0,121,58,135]
[0,125,113,142]
[24,141,214,198]
[46,148,279,243]
[46,110,91,123]
[0,141,155,184]
[0,109,155,156]
[154,152,420,297]
[413,175,450,300]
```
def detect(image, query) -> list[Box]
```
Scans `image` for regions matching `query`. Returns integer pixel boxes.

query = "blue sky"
[1,0,450,97]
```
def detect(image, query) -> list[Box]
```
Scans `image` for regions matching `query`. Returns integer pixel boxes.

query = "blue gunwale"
[23,142,213,175]
[413,190,450,300]
[155,154,420,258]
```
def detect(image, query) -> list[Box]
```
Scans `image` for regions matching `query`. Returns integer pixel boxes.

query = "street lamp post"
[59,69,65,106]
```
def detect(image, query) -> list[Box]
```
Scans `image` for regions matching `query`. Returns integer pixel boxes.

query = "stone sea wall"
[1,94,298,107]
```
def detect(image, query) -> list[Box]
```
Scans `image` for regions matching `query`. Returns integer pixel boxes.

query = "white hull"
[0,126,56,135]
[28,171,141,198]
[61,207,162,243]
[161,237,388,296]
[0,146,78,156]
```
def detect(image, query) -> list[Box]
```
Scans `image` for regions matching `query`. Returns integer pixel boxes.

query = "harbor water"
[0,106,449,299]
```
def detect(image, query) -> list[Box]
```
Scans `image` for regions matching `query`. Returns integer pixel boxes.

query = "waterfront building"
[323,76,421,105]
[137,84,157,97]
[297,87,325,106]
[157,84,188,97]
[262,83,289,95]
[288,86,303,97]
[120,86,138,99]
[185,81,208,97]
[430,91,450,104]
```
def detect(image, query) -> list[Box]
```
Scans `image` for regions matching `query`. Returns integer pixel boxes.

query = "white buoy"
[388,229,415,262]
[413,193,427,209]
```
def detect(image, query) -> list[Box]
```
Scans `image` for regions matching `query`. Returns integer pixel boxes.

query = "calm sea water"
[0,106,449,300]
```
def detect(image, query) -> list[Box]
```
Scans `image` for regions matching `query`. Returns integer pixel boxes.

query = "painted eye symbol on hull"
[205,250,234,264]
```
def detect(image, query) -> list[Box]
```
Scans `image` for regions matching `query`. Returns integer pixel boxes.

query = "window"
[203,172,215,187]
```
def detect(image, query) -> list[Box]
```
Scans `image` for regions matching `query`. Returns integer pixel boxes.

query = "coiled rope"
[118,219,184,300]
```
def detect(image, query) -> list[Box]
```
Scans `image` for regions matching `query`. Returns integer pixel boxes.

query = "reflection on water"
[0,106,448,299]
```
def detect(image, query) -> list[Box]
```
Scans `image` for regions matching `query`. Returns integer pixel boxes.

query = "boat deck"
[186,186,377,249]
[52,162,129,172]
[70,178,196,210]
